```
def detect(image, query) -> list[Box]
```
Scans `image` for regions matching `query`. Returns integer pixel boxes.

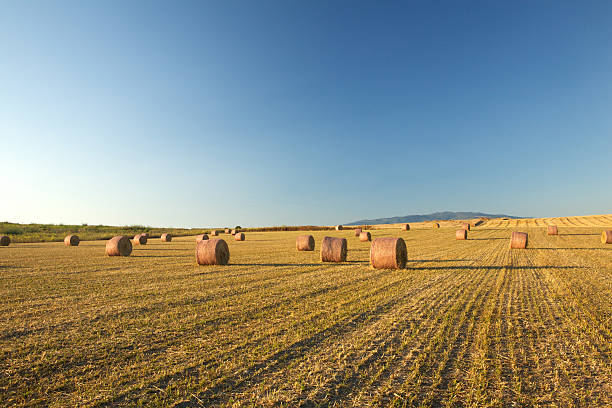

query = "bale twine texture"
[456,229,467,240]
[133,234,147,245]
[547,226,558,235]
[370,237,407,269]
[321,236,347,262]
[106,236,132,256]
[296,235,315,251]
[235,232,245,241]
[64,235,80,246]
[509,232,528,249]
[196,239,230,265]
[359,231,371,242]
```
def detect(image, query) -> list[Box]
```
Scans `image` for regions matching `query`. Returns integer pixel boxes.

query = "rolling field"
[1,218,611,407]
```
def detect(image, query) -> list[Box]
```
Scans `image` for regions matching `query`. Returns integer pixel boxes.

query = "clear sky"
[1,1,611,228]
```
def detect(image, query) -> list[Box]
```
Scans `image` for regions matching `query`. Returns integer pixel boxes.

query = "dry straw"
[133,234,147,245]
[196,234,209,243]
[0,235,10,246]
[196,238,229,265]
[359,231,371,242]
[235,232,245,241]
[296,235,315,251]
[547,225,558,235]
[433,223,440,229]
[456,229,467,240]
[462,223,471,231]
[370,237,407,269]
[335,225,343,231]
[509,232,528,249]
[321,236,347,262]
[602,230,612,244]
[64,235,80,246]
[105,236,132,256]
[354,228,362,237]
[161,233,172,242]
[402,224,410,231]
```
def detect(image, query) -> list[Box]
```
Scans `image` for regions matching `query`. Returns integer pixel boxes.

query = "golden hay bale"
[509,232,528,249]
[354,228,362,237]
[0,235,10,246]
[64,235,80,246]
[235,232,245,241]
[321,236,347,262]
[133,234,147,245]
[602,230,612,244]
[196,234,209,243]
[359,231,371,242]
[160,233,172,242]
[105,236,132,256]
[141,233,149,238]
[224,228,230,234]
[433,223,440,228]
[402,224,410,231]
[196,238,229,265]
[231,229,236,235]
[462,223,471,231]
[456,229,467,240]
[296,235,315,251]
[335,225,343,231]
[211,230,219,236]
[547,225,558,235]
[370,237,407,269]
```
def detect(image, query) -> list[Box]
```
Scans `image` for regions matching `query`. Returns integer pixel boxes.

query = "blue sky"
[1,1,611,227]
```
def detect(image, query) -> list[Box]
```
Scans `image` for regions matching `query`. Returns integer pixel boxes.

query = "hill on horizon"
[346,211,522,226]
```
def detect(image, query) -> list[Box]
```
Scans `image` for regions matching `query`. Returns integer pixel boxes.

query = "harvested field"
[0,218,611,407]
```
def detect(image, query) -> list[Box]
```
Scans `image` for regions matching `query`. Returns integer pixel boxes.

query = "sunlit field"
[1,216,611,407]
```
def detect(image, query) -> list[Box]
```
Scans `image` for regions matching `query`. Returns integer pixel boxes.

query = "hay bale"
[335,225,343,231]
[64,235,80,246]
[141,233,149,238]
[456,229,467,240]
[296,235,315,251]
[161,233,172,242]
[224,228,230,234]
[509,232,528,249]
[462,223,471,231]
[196,234,209,243]
[354,228,362,237]
[433,223,440,229]
[321,236,347,262]
[196,238,230,265]
[105,236,132,256]
[370,237,407,269]
[133,234,147,245]
[0,235,10,246]
[359,231,371,242]
[547,225,558,235]
[231,229,236,235]
[602,230,612,244]
[402,224,410,231]
[211,230,219,236]
[235,232,245,241]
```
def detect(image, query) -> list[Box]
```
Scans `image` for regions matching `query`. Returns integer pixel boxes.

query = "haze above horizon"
[2,1,611,228]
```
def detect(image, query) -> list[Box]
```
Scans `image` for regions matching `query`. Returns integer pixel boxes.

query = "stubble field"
[1,216,611,407]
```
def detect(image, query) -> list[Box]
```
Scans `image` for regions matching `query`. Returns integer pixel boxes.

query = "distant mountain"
[346,211,522,226]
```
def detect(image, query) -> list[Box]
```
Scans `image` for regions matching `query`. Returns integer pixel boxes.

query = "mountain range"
[346,211,522,226]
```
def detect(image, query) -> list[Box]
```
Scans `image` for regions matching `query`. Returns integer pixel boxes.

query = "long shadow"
[469,237,506,240]
[408,259,473,263]
[132,255,190,258]
[560,233,599,236]
[529,247,611,250]
[405,265,581,271]
[231,262,323,267]
[134,248,187,251]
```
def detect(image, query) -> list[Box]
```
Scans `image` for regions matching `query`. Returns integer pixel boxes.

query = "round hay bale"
[211,230,219,236]
[196,234,209,243]
[133,234,147,245]
[602,230,612,244]
[509,232,528,249]
[105,236,132,256]
[335,225,343,231]
[547,225,558,235]
[0,235,11,246]
[462,223,471,231]
[64,235,80,246]
[296,235,315,251]
[321,236,347,262]
[354,228,362,237]
[370,237,407,269]
[359,231,371,242]
[235,232,245,241]
[196,238,229,265]
[161,233,172,242]
[224,228,230,234]
[231,229,236,235]
[456,229,467,240]
[402,224,410,231]
[141,233,149,238]
[433,223,440,229]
